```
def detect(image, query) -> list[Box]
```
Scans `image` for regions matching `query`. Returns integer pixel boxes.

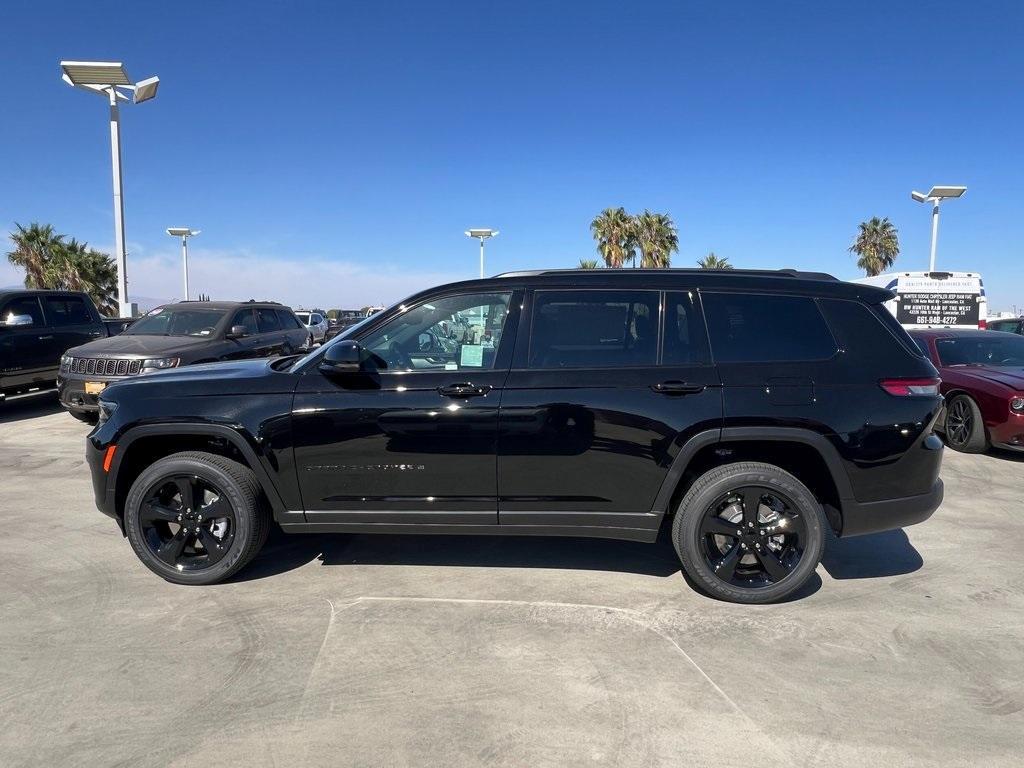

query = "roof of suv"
[399,268,893,305]
[156,300,290,311]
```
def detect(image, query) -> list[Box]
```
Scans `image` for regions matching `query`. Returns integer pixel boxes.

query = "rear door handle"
[438,383,492,398]
[38,335,54,340]
[651,380,706,395]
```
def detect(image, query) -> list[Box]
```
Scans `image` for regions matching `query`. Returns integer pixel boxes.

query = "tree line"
[583,207,902,276]
[6,222,119,315]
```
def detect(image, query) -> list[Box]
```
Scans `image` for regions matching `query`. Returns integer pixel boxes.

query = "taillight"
[879,378,941,397]
[979,318,988,330]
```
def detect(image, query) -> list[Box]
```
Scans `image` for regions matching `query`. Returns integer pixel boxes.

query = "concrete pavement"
[1,392,1022,767]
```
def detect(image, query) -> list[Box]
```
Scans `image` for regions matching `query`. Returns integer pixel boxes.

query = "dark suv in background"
[60,300,309,421]
[87,269,944,603]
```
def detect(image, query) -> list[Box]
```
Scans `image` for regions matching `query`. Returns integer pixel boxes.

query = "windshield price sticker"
[896,292,979,326]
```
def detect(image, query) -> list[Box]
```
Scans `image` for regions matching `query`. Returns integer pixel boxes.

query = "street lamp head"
[465,229,499,240]
[911,190,929,203]
[166,228,200,237]
[60,60,160,104]
[927,185,967,199]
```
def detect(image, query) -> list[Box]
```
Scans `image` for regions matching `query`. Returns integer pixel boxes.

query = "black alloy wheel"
[943,394,988,453]
[698,486,807,588]
[139,474,236,571]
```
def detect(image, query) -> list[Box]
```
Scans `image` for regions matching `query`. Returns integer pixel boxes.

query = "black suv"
[60,300,309,421]
[86,270,944,603]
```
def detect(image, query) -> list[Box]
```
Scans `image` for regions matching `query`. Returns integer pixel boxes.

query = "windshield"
[936,335,1024,367]
[126,308,227,337]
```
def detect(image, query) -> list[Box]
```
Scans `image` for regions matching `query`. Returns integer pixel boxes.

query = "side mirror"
[226,325,249,339]
[1,313,34,328]
[320,339,363,374]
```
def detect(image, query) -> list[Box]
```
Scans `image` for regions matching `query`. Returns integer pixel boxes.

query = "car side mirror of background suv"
[320,340,363,374]
[1,313,34,327]
[226,325,249,339]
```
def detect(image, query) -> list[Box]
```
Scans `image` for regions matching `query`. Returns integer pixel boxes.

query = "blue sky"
[1,0,1022,310]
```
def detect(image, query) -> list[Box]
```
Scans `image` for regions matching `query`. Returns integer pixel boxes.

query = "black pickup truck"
[0,289,128,404]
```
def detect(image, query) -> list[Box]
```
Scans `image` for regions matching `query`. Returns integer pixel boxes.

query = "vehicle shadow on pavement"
[988,448,1024,463]
[0,391,62,424]
[820,529,923,579]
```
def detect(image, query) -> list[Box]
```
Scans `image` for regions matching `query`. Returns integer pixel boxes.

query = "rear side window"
[1,296,45,325]
[870,304,925,357]
[256,308,281,333]
[529,290,659,369]
[702,293,837,363]
[45,296,92,326]
[663,291,709,365]
[276,309,302,330]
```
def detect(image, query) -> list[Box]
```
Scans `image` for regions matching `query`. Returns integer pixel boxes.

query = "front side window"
[1,296,45,326]
[936,335,1024,367]
[126,307,226,337]
[276,309,302,330]
[231,309,259,335]
[702,292,837,363]
[359,292,512,372]
[256,308,282,333]
[529,290,659,369]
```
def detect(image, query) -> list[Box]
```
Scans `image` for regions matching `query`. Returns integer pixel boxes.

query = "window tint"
[1,296,45,326]
[663,291,709,365]
[912,337,931,357]
[702,293,837,363]
[231,308,259,335]
[311,314,323,324]
[359,292,511,372]
[276,309,302,330]
[44,296,92,326]
[256,308,282,333]
[529,290,659,369]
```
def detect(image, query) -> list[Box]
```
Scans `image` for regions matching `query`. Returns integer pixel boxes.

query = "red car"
[909,329,1024,453]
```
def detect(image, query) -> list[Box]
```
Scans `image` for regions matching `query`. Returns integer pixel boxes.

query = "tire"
[944,394,988,453]
[69,410,98,425]
[123,451,270,585]
[672,462,825,604]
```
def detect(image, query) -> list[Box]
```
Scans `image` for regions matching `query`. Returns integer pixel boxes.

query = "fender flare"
[650,426,854,514]
[108,422,288,516]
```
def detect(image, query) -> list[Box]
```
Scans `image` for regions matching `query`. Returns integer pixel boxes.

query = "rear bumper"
[839,478,943,537]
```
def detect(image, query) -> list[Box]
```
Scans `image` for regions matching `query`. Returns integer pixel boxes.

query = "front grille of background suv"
[63,357,143,377]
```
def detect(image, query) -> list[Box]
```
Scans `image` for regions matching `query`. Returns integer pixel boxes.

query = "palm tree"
[632,211,678,268]
[849,217,900,276]
[590,207,635,268]
[697,252,733,269]
[61,240,118,314]
[577,259,600,269]
[7,222,64,288]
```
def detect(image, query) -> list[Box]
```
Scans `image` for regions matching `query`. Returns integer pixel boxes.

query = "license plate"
[84,381,107,395]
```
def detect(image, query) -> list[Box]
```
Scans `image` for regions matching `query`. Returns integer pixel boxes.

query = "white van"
[852,271,987,330]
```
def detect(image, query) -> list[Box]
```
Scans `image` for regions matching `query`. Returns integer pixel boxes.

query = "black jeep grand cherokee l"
[86,269,944,603]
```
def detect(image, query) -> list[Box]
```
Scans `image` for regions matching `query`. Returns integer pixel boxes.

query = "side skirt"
[278,520,659,543]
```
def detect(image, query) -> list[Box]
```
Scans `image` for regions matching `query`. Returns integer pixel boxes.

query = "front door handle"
[38,335,54,340]
[651,380,706,395]
[438,383,492,398]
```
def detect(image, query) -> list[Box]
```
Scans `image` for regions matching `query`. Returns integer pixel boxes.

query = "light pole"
[464,229,499,279]
[910,185,967,272]
[60,61,160,317]
[167,228,200,300]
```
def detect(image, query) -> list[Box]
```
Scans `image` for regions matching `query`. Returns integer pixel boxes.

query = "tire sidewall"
[124,456,255,585]
[675,464,825,604]
[945,394,987,453]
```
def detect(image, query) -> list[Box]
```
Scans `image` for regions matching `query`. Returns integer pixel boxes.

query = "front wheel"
[673,462,825,604]
[123,451,270,585]
[944,394,988,453]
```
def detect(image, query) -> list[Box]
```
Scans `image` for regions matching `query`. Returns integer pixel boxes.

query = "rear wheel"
[673,462,825,604]
[944,394,988,453]
[124,451,270,585]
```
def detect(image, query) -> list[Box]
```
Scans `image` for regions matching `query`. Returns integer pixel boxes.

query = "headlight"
[1011,397,1024,413]
[140,357,180,373]
[60,355,71,373]
[97,399,118,425]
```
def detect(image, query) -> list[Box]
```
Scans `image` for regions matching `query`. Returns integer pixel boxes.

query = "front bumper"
[988,410,1024,451]
[840,478,944,537]
[86,436,119,522]
[59,374,126,413]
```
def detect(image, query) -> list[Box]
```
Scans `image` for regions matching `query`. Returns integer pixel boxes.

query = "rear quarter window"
[701,292,837,363]
[817,299,926,362]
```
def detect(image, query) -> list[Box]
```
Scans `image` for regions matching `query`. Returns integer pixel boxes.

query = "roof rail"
[494,268,837,281]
